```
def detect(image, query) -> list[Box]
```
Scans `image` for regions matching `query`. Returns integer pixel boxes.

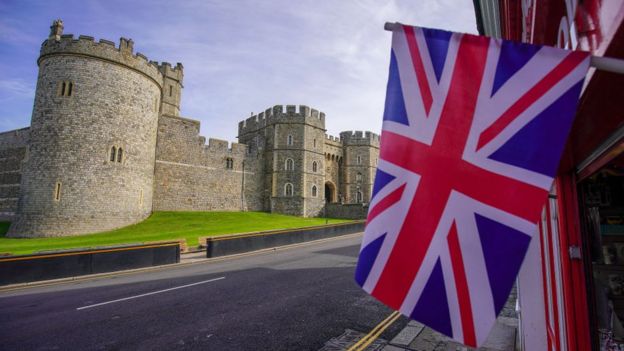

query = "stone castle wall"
[341,131,380,204]
[323,136,343,202]
[0,128,30,219]
[8,35,161,237]
[153,115,263,212]
[3,20,382,237]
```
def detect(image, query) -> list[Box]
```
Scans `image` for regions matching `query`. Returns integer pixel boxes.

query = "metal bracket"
[569,246,582,260]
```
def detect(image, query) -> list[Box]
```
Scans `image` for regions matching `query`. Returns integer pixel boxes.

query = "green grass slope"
[0,211,350,256]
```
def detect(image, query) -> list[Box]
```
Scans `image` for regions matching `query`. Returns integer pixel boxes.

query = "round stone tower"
[8,20,163,237]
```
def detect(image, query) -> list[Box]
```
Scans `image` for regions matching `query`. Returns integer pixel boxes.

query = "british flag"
[355,25,589,347]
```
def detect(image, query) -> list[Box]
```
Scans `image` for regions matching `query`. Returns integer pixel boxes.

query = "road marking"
[347,311,402,351]
[76,276,225,311]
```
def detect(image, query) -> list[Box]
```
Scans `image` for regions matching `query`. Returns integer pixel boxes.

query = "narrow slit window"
[312,161,317,173]
[169,85,173,97]
[357,191,363,203]
[285,183,293,197]
[356,172,362,183]
[54,182,62,201]
[312,185,317,197]
[287,135,293,146]
[117,148,123,163]
[357,156,362,164]
[110,146,117,162]
[61,82,66,96]
[67,82,73,96]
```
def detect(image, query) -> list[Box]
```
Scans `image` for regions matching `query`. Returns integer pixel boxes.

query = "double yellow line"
[347,311,402,351]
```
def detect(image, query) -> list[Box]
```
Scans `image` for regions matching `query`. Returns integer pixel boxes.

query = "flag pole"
[383,22,624,75]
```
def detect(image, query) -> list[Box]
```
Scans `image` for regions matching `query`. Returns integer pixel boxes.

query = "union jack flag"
[355,25,589,347]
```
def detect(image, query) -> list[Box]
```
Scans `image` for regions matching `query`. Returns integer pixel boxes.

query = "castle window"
[312,185,318,197]
[356,172,362,183]
[312,161,317,173]
[169,85,173,97]
[285,183,294,197]
[313,139,316,148]
[357,156,362,164]
[154,97,159,112]
[287,135,293,146]
[110,146,117,162]
[226,157,234,169]
[117,148,123,163]
[54,182,62,201]
[57,81,74,97]
[356,191,363,203]
[285,158,294,171]
[139,189,144,206]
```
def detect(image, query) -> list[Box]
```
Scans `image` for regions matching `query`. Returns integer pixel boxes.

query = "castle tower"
[158,62,183,116]
[238,105,327,217]
[8,21,164,237]
[340,131,380,204]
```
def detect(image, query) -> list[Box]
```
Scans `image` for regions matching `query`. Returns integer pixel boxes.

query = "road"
[0,234,407,350]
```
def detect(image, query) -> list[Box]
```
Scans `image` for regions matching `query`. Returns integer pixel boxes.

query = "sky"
[0,0,477,142]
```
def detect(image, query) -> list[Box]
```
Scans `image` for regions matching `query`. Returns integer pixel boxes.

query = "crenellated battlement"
[339,130,380,147]
[203,138,247,154]
[39,21,164,88]
[324,134,342,146]
[238,104,326,137]
[158,62,184,83]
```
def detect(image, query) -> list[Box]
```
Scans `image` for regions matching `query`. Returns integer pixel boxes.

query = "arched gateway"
[325,181,337,203]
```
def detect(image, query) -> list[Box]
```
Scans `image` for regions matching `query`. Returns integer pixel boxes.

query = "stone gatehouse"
[0,20,379,237]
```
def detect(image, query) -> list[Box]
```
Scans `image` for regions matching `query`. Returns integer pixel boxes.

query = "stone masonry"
[0,20,379,237]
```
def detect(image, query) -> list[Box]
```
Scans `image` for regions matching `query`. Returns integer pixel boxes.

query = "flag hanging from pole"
[354,24,590,347]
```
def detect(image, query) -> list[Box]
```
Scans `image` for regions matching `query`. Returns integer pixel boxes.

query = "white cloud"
[0,0,477,143]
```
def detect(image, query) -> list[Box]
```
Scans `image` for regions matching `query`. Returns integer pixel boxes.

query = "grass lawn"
[0,211,351,256]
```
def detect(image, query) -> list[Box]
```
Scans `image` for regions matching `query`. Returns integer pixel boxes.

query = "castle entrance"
[325,181,336,203]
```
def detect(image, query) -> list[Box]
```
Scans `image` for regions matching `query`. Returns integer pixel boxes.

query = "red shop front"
[473,1,624,350]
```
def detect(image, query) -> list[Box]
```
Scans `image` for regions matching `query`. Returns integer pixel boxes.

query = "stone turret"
[340,131,380,204]
[48,19,63,41]
[8,20,165,237]
[159,62,184,116]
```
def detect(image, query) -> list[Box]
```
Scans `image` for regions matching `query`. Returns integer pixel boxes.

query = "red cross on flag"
[355,24,590,347]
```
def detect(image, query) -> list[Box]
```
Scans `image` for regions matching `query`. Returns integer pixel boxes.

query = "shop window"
[579,151,624,347]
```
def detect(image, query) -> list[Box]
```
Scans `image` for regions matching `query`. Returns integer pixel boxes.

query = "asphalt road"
[0,234,407,350]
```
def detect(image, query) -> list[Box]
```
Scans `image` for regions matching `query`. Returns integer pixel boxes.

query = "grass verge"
[0,211,351,256]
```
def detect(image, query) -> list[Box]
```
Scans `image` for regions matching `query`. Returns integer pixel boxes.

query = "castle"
[0,20,380,238]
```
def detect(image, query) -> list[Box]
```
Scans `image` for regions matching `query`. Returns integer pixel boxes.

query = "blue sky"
[0,0,477,141]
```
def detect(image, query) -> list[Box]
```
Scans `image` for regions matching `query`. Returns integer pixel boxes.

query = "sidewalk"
[320,289,518,351]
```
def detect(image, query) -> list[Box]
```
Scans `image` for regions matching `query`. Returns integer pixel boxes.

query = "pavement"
[1,234,518,350]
